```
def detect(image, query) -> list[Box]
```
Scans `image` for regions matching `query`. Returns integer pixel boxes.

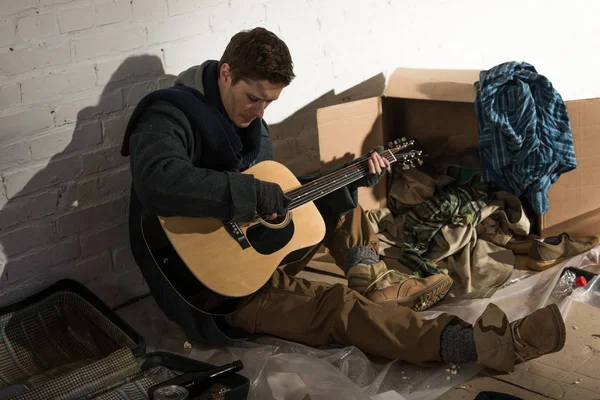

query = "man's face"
[218,63,285,128]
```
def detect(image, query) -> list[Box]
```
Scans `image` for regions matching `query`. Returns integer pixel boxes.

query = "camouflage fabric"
[473,303,515,372]
[398,178,495,276]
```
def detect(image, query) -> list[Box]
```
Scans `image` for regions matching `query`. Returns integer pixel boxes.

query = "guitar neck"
[285,150,399,211]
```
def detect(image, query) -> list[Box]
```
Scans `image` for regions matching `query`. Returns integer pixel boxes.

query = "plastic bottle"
[551,270,588,299]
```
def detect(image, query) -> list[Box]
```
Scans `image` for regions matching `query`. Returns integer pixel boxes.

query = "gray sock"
[440,324,478,364]
[343,246,379,274]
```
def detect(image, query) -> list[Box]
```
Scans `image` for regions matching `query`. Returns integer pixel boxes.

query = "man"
[122,27,566,373]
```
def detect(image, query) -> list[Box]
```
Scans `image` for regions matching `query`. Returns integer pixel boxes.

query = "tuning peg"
[402,162,410,170]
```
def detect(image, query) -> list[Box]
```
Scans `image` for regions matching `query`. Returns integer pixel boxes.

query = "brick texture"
[0,84,21,110]
[0,0,37,15]
[0,20,16,48]
[58,6,94,33]
[95,0,132,26]
[0,42,71,76]
[17,13,59,41]
[21,65,97,103]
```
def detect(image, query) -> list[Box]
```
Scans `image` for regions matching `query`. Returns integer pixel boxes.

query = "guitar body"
[141,160,327,315]
[140,138,424,315]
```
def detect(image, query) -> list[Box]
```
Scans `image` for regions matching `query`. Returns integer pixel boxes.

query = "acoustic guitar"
[141,137,426,315]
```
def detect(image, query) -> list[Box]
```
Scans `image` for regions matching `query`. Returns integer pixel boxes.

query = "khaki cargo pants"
[224,206,459,366]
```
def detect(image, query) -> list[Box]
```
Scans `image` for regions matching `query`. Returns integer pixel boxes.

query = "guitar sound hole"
[246,219,294,255]
[265,215,287,225]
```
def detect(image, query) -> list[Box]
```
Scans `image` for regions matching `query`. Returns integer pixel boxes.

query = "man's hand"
[255,179,291,220]
[367,149,391,176]
[351,146,391,188]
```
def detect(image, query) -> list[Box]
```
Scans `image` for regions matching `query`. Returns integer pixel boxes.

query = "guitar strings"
[286,150,396,199]
[286,150,394,197]
[287,151,412,210]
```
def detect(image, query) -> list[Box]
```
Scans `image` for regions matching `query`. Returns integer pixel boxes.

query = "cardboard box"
[316,68,600,238]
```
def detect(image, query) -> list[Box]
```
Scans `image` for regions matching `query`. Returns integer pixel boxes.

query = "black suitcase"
[0,279,249,400]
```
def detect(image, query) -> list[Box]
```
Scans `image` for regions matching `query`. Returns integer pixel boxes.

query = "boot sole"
[525,257,565,271]
[374,275,453,312]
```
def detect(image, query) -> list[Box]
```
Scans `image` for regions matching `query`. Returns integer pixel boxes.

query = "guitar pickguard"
[246,220,295,255]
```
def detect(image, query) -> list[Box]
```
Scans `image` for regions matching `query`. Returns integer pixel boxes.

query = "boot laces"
[512,322,527,348]
[362,270,399,295]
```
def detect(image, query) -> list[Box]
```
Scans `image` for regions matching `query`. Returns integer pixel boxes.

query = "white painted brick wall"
[0,0,599,310]
[21,65,97,103]
[94,0,132,26]
[58,6,94,33]
[0,0,37,15]
[17,13,59,41]
[0,21,16,47]
[72,27,146,60]
[0,41,72,75]
[0,84,21,109]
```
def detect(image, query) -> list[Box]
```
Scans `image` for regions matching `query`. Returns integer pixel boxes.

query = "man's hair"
[219,27,295,86]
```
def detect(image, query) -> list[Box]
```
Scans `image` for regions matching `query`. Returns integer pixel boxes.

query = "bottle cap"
[575,276,587,287]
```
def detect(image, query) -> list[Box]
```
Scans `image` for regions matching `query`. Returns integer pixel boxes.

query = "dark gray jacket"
[125,62,358,345]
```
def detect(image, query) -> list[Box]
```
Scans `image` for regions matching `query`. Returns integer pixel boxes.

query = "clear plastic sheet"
[119,247,600,400]
[420,245,600,324]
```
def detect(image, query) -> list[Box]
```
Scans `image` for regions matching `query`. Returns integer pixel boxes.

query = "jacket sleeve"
[129,100,257,222]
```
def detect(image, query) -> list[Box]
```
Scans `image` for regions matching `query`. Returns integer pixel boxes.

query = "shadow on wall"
[0,54,386,309]
[267,73,386,177]
[0,55,174,308]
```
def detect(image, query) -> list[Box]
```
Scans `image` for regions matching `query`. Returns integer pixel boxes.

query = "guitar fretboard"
[285,150,399,211]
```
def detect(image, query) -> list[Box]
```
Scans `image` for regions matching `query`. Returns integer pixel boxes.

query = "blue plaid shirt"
[474,61,577,214]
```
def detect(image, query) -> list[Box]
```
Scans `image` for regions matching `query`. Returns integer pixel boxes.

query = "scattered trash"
[446,376,451,381]
[183,341,192,349]
[458,385,472,389]
[592,334,600,339]
[402,376,409,380]
[573,326,579,330]
[574,378,583,384]
[451,370,458,375]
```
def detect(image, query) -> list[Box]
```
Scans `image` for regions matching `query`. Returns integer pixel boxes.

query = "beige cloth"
[388,166,454,214]
[367,172,531,299]
[427,191,530,298]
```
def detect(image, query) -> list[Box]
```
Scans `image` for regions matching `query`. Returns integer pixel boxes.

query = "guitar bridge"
[223,222,251,250]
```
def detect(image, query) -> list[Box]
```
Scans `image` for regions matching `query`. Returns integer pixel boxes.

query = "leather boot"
[347,261,453,311]
[473,303,566,372]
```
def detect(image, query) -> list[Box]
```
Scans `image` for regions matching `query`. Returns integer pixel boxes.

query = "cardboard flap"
[384,68,481,103]
[316,97,386,211]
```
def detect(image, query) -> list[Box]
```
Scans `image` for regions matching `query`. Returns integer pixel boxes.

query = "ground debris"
[183,341,192,349]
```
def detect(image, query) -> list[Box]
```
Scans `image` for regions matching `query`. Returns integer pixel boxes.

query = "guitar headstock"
[387,137,427,171]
